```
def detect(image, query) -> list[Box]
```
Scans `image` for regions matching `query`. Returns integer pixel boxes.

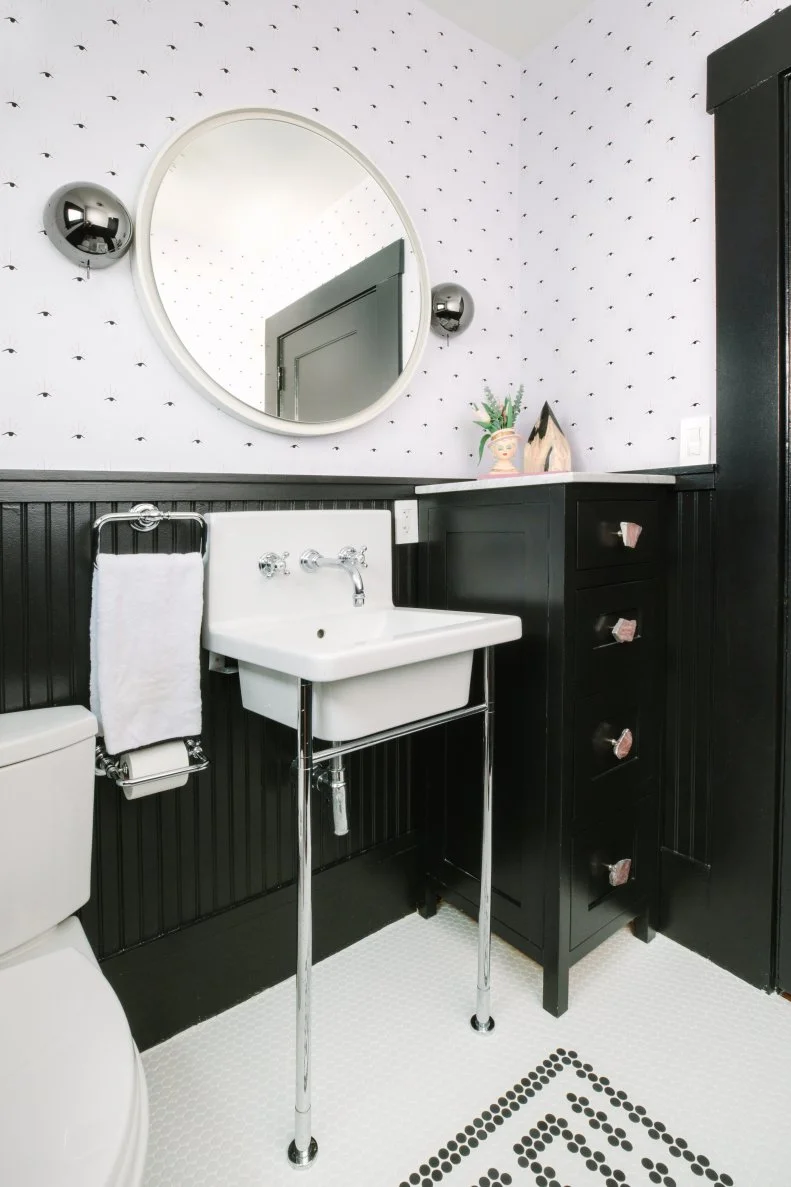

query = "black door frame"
[707,6,791,991]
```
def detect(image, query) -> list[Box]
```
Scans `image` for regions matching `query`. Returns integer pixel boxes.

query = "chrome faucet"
[300,545,368,607]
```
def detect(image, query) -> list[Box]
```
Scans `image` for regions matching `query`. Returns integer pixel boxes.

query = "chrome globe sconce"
[43,182,133,278]
[430,282,475,339]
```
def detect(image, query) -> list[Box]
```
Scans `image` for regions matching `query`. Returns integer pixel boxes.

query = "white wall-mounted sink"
[203,510,521,741]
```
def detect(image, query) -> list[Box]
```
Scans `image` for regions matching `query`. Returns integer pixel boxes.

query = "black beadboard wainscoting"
[0,472,424,1049]
[0,467,718,1047]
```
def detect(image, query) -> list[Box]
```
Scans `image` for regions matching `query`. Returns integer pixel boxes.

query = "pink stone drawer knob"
[612,617,638,644]
[607,728,634,760]
[604,858,632,888]
[618,521,643,549]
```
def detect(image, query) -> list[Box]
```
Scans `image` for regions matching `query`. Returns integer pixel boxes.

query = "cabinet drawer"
[570,799,655,950]
[574,580,658,689]
[573,688,659,821]
[576,499,660,570]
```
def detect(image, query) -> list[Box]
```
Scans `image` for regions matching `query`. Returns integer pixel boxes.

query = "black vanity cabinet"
[418,481,670,1015]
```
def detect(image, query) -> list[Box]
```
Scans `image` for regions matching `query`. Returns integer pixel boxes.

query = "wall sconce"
[43,182,133,277]
[430,283,475,337]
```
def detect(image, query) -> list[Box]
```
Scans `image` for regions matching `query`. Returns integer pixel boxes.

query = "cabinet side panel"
[421,499,552,949]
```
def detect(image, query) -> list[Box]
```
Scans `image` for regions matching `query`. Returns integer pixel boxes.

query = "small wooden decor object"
[523,402,572,474]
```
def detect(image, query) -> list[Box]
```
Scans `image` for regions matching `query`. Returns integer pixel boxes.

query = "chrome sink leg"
[288,678,318,1169]
[471,646,495,1035]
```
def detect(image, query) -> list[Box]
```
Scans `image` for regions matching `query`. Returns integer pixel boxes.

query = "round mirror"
[134,109,430,436]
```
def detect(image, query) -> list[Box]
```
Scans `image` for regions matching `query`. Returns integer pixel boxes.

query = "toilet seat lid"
[0,947,138,1187]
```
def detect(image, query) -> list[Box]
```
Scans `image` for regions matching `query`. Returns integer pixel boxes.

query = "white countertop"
[414,471,677,495]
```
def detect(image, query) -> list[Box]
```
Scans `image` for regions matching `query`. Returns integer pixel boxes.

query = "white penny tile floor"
[142,904,791,1187]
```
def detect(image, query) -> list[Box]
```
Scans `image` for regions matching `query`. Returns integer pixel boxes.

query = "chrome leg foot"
[470,1013,495,1034]
[288,1138,318,1169]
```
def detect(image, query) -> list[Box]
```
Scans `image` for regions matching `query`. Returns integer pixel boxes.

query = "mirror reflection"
[149,117,421,424]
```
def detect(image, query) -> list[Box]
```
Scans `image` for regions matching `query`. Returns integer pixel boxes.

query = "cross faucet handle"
[259,551,290,579]
[339,545,367,568]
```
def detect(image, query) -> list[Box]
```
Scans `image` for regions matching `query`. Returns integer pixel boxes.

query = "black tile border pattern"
[398,1049,735,1187]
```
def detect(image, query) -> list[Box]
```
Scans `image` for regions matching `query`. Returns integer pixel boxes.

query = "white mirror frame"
[132,108,431,437]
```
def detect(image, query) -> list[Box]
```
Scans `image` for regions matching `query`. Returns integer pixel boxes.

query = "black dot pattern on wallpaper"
[519,0,781,473]
[0,0,520,476]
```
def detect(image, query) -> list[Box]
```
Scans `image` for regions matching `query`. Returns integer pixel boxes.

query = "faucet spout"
[349,572,365,607]
[300,546,368,608]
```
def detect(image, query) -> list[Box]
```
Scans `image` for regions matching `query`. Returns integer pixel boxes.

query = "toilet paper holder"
[95,738,209,790]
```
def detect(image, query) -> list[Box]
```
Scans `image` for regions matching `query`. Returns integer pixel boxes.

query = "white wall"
[0,0,521,476]
[519,0,781,473]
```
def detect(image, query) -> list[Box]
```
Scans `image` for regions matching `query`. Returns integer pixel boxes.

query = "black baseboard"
[101,835,418,1051]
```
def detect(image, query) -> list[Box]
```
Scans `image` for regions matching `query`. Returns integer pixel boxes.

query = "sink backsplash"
[204,510,394,635]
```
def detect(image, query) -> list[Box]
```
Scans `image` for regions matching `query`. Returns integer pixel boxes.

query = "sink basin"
[203,510,522,741]
[210,606,519,740]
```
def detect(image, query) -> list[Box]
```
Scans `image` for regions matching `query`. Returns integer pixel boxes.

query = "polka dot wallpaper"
[0,0,782,477]
[0,0,520,476]
[519,0,784,473]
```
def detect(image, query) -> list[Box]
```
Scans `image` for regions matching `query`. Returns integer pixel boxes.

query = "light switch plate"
[679,416,711,466]
[393,499,419,544]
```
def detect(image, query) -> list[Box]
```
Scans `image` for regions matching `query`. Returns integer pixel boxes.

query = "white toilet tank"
[0,706,98,957]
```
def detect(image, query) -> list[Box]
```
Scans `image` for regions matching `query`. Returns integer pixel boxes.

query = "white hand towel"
[90,553,204,755]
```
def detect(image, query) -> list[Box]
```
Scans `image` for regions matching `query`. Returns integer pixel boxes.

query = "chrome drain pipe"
[319,753,349,837]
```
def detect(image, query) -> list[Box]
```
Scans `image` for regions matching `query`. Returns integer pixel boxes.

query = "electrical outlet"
[679,415,711,466]
[394,499,419,544]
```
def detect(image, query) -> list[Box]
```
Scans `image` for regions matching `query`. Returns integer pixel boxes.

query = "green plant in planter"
[471,385,524,461]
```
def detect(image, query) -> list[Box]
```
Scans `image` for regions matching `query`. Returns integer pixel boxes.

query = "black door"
[265,239,403,422]
[278,286,394,421]
[706,15,791,995]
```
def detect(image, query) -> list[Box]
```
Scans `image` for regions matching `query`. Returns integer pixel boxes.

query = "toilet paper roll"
[120,740,190,800]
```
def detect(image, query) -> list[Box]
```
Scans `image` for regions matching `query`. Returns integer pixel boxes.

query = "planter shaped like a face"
[487,428,521,475]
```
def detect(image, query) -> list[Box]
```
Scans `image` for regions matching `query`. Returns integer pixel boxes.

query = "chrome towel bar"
[92,502,208,566]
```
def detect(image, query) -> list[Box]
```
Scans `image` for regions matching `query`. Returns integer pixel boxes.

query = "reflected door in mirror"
[266,240,403,422]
